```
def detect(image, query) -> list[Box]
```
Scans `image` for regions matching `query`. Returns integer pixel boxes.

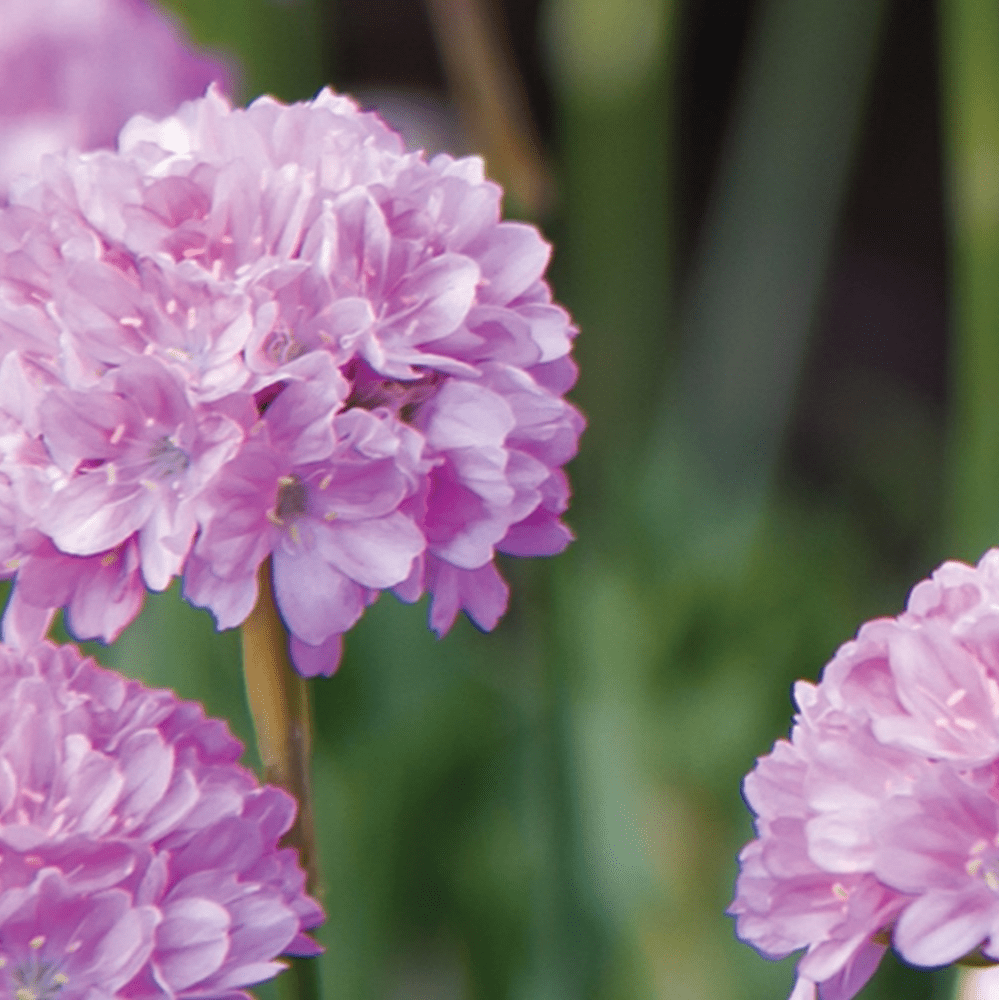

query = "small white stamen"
[319,474,332,491]
[119,316,142,328]
[946,688,967,707]
[109,423,125,445]
[29,936,44,950]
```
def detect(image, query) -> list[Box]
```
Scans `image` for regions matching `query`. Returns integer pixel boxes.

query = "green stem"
[241,558,322,1000]
[940,3,999,996]
[940,0,999,562]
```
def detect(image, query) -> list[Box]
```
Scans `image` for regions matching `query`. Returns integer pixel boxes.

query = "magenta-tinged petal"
[814,941,887,1000]
[317,513,423,588]
[0,79,581,676]
[730,550,999,996]
[423,380,516,451]
[1,587,54,649]
[290,632,343,678]
[64,543,146,643]
[427,559,509,637]
[0,641,322,995]
[893,889,996,967]
[182,556,259,631]
[392,253,480,344]
[155,897,231,991]
[273,546,365,643]
[0,0,232,192]
[471,222,550,306]
[45,478,153,556]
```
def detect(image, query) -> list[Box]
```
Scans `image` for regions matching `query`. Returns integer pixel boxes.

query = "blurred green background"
[47,0,999,996]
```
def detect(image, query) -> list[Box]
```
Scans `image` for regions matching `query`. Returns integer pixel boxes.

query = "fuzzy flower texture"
[728,550,999,999]
[0,640,322,999]
[0,0,231,193]
[0,86,583,676]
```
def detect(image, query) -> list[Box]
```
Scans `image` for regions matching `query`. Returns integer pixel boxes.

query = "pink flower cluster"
[0,0,232,194]
[730,550,999,999]
[0,640,322,998]
[0,86,583,676]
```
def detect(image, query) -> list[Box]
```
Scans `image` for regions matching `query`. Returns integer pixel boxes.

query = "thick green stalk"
[645,0,885,570]
[942,1,999,996]
[241,558,321,1000]
[940,0,999,563]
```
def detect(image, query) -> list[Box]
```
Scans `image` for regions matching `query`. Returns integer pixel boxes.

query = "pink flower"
[0,639,322,997]
[730,550,999,997]
[0,86,583,675]
[0,0,233,193]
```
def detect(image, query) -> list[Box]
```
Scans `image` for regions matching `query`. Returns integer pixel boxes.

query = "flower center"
[264,326,306,367]
[966,837,999,892]
[147,437,190,479]
[3,937,69,1000]
[343,360,444,422]
[275,476,308,521]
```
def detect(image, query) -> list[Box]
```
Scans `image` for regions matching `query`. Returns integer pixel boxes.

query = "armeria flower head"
[0,0,233,194]
[730,550,999,999]
[0,639,322,998]
[0,85,583,676]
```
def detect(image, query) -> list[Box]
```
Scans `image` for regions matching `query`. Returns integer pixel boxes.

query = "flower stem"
[242,559,321,902]
[240,557,321,899]
[241,560,322,1000]
[940,0,999,560]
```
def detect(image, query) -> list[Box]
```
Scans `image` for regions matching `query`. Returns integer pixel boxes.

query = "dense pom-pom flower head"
[729,550,999,999]
[0,0,233,193]
[0,639,322,998]
[0,85,583,676]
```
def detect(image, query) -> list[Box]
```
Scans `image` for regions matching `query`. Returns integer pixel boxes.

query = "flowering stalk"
[242,558,322,1000]
[241,557,319,898]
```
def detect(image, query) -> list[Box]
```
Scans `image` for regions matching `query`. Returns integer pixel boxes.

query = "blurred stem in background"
[643,0,886,573]
[940,0,999,566]
[424,0,552,218]
[941,3,999,998]
[545,0,677,994]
